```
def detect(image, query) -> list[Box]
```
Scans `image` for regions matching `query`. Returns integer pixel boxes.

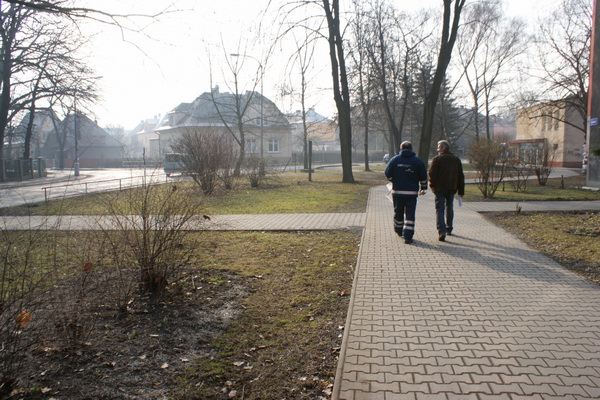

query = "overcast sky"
[79,0,559,130]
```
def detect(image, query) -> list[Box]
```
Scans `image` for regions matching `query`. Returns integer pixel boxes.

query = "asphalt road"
[0,167,173,208]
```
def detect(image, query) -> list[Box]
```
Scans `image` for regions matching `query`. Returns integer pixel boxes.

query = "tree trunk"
[23,100,36,159]
[323,0,354,183]
[363,110,370,171]
[0,48,12,156]
[418,0,465,164]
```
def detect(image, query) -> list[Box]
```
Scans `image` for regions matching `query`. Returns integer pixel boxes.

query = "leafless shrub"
[244,155,269,188]
[0,227,56,395]
[96,234,138,312]
[467,138,509,199]
[218,141,238,190]
[172,128,237,195]
[506,160,532,192]
[49,262,99,348]
[98,172,201,295]
[526,142,557,186]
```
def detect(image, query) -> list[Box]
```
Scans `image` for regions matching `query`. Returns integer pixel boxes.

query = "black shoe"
[438,234,446,242]
[447,230,453,236]
[404,238,413,244]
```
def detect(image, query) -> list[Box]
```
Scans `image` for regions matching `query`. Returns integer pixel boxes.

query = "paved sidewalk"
[0,213,366,231]
[332,186,600,400]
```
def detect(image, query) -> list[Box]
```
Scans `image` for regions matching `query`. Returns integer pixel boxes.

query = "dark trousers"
[434,190,455,234]
[392,196,417,239]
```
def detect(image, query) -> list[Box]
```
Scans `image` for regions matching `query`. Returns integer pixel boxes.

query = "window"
[541,115,546,131]
[268,139,279,153]
[554,110,560,130]
[246,139,258,154]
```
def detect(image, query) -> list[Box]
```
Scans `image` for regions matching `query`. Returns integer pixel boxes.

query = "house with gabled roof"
[5,108,57,159]
[130,114,167,159]
[42,113,124,169]
[287,108,339,153]
[156,87,293,165]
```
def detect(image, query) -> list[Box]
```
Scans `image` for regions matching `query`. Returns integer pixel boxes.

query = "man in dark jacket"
[385,141,427,244]
[428,140,465,241]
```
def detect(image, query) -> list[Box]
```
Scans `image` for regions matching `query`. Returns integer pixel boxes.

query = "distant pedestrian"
[385,141,428,244]
[428,140,465,242]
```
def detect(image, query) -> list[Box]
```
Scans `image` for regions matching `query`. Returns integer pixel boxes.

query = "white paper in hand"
[386,182,393,204]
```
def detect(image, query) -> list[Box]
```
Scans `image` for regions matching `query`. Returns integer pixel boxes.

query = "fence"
[0,158,47,182]
[41,174,169,203]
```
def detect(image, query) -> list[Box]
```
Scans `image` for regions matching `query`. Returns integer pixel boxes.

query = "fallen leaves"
[16,310,32,328]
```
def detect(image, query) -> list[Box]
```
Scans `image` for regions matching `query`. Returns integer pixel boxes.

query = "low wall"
[0,158,47,182]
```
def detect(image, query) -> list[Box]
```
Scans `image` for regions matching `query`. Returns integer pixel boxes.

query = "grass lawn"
[464,173,600,201]
[485,211,600,284]
[1,168,388,216]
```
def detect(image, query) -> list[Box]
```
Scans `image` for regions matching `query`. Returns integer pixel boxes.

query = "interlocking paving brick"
[332,186,600,399]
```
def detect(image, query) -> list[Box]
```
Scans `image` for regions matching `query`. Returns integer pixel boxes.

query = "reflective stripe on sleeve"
[391,190,418,196]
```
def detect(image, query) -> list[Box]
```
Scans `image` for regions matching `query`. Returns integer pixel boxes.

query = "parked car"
[163,153,188,176]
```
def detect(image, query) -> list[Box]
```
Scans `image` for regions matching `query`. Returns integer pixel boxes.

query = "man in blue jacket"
[385,141,428,244]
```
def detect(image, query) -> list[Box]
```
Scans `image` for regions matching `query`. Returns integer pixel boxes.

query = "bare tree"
[322,0,354,182]
[1,0,176,163]
[418,0,466,163]
[0,3,34,151]
[349,2,375,171]
[208,47,266,177]
[362,1,403,154]
[456,1,526,140]
[526,0,591,137]
[3,0,174,27]
[273,0,354,182]
[24,28,99,159]
[285,30,320,170]
[1,1,99,159]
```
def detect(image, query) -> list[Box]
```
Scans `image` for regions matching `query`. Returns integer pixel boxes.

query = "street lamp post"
[230,53,264,161]
[73,107,80,177]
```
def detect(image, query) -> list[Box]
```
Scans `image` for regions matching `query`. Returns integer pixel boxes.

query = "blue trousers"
[392,196,417,239]
[434,190,455,234]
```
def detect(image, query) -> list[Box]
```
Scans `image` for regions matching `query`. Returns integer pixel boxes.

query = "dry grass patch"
[464,174,599,201]
[13,230,360,399]
[484,211,600,285]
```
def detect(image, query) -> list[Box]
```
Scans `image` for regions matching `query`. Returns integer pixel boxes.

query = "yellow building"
[515,100,586,168]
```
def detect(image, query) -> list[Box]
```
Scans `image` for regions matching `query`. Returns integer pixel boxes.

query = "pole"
[308,140,312,182]
[259,65,265,177]
[588,0,600,186]
[260,64,264,161]
[73,102,80,177]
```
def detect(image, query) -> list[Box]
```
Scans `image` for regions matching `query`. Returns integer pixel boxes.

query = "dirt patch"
[15,268,247,399]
